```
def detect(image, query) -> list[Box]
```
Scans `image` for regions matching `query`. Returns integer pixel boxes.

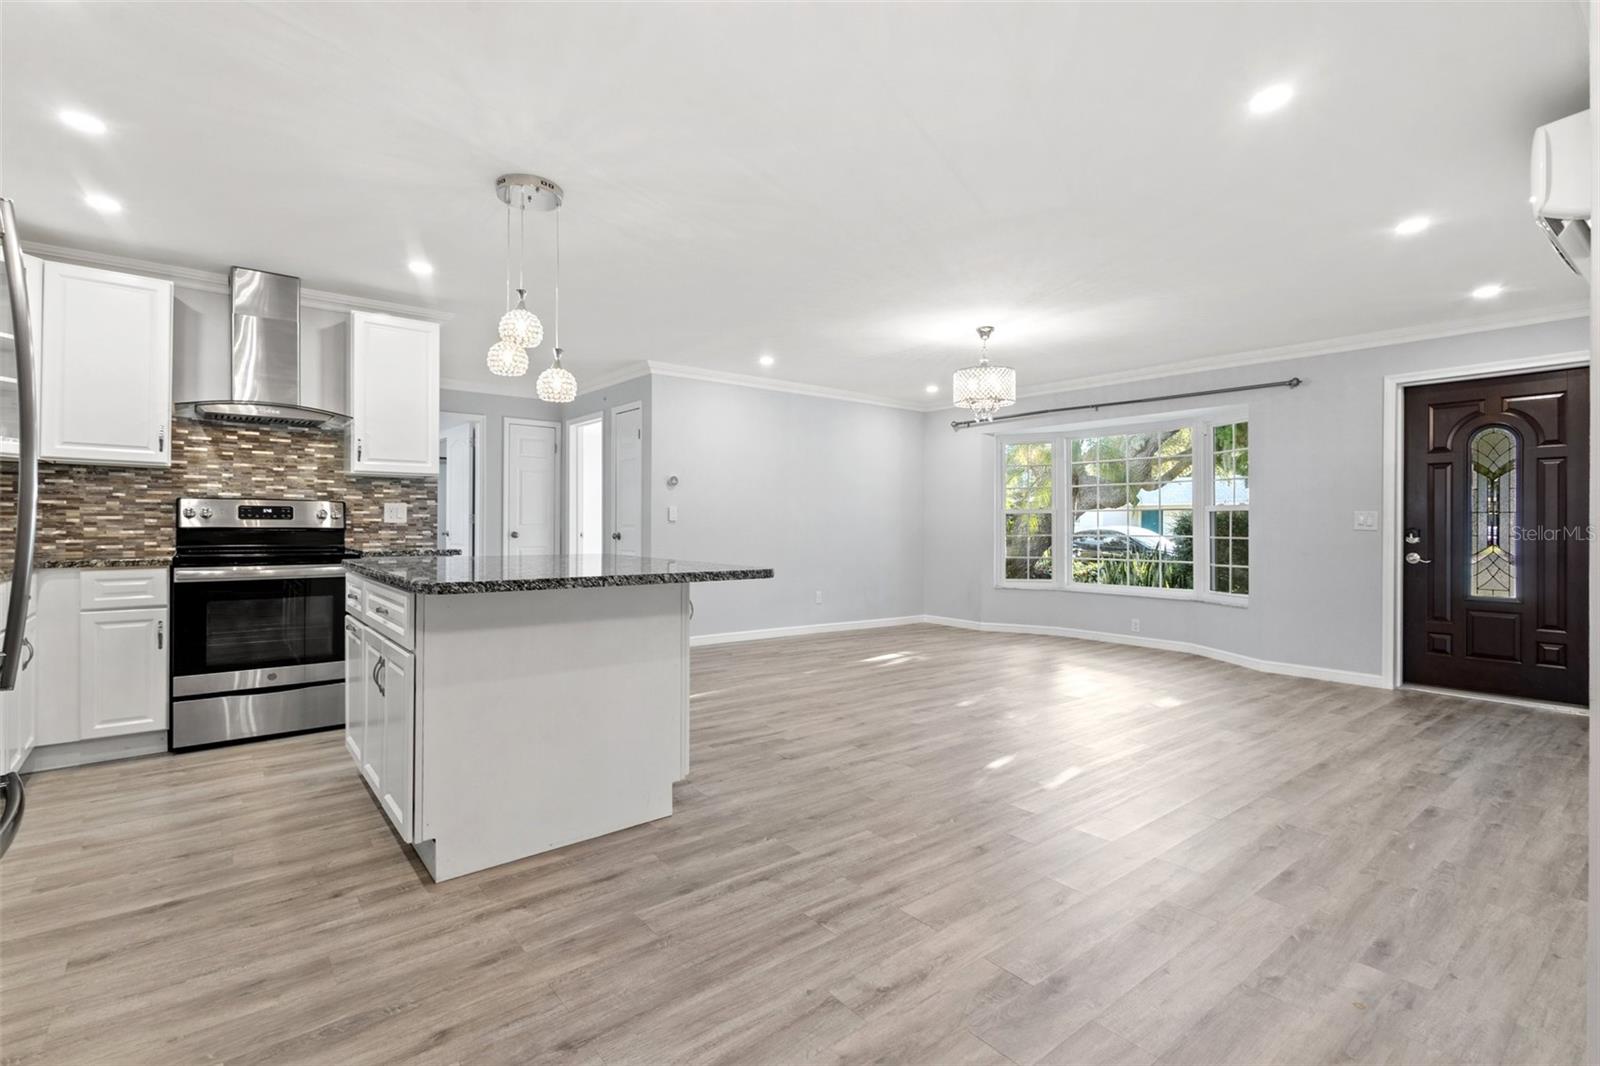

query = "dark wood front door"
[1402,367,1589,705]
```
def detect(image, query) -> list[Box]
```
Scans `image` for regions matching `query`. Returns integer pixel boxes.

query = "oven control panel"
[176,498,345,530]
[238,505,296,521]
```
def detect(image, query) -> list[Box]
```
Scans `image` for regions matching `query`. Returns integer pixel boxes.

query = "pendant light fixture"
[486,174,561,377]
[535,207,578,404]
[951,325,1016,422]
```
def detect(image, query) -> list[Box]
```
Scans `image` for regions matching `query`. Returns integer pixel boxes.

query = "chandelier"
[487,174,562,378]
[535,206,577,403]
[951,326,1015,422]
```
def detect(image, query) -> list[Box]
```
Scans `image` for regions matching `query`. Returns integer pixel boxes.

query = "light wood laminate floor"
[0,624,1586,1065]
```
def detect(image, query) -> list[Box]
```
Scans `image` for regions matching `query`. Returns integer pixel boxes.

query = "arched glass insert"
[1469,425,1518,599]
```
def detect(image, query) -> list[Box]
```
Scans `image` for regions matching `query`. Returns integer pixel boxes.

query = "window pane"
[1163,562,1194,589]
[1231,511,1248,538]
[1213,565,1230,593]
[1214,538,1232,566]
[1469,425,1517,599]
[1232,567,1250,595]
[1004,558,1029,580]
[1233,422,1248,448]
[1213,424,1234,451]
[1232,538,1249,566]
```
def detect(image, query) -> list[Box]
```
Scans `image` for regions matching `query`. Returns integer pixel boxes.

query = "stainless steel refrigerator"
[0,198,40,860]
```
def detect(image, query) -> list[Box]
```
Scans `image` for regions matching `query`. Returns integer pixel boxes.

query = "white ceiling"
[1,2,1588,404]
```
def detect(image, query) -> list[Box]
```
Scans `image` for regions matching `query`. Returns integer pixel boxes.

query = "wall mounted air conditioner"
[1530,109,1590,278]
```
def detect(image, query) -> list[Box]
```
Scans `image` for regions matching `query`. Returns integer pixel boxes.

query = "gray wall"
[920,315,1590,678]
[649,375,926,637]
[439,388,564,551]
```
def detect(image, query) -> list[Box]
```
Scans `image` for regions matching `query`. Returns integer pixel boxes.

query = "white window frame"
[1205,421,1251,605]
[992,412,1248,606]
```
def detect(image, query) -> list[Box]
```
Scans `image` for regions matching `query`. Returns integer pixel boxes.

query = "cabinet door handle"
[374,656,387,697]
[20,638,33,670]
[345,621,359,635]
[157,423,166,451]
[357,438,363,462]
[156,621,164,650]
[373,604,390,617]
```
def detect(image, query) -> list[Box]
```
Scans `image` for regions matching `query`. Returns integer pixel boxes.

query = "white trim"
[1379,349,1590,690]
[576,362,653,396]
[1015,304,1589,403]
[441,376,549,400]
[920,615,1388,689]
[691,616,927,647]
[642,360,926,412]
[439,412,487,558]
[500,416,561,556]
[21,240,454,322]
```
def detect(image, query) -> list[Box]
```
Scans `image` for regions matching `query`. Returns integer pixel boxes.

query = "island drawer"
[363,582,414,649]
[80,568,169,610]
[344,572,365,616]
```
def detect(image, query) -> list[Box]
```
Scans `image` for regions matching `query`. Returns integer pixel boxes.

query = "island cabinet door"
[344,620,366,770]
[360,633,384,791]
[372,633,415,840]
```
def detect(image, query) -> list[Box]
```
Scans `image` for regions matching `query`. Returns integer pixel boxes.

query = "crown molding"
[439,375,558,401]
[640,360,927,412]
[1011,303,1589,402]
[574,361,653,396]
[21,240,454,323]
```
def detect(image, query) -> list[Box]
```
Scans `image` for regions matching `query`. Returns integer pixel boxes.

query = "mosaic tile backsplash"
[0,420,436,569]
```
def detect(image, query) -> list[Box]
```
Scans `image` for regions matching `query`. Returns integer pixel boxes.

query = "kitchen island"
[342,554,773,881]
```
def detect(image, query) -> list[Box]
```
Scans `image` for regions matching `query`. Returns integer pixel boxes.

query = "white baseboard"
[920,615,1389,688]
[24,731,170,773]
[690,616,926,647]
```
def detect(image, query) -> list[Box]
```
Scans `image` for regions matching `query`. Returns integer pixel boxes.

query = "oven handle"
[173,564,349,583]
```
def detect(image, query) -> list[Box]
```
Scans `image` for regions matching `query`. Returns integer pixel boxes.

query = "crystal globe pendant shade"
[536,348,578,403]
[498,288,544,349]
[952,326,1016,423]
[486,339,529,378]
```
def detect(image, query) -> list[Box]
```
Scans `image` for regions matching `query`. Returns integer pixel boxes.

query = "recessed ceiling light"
[925,384,939,394]
[1471,283,1504,300]
[758,354,775,367]
[83,192,122,215]
[58,108,107,136]
[1247,83,1295,115]
[1393,215,1432,237]
[408,259,434,277]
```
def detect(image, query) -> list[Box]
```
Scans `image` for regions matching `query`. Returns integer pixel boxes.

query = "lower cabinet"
[79,604,168,739]
[1,610,39,775]
[346,614,416,841]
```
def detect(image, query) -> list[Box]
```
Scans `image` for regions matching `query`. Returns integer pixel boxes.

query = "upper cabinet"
[40,261,173,467]
[348,310,439,478]
[0,251,43,461]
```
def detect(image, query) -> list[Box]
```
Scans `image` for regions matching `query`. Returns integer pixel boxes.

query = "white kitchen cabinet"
[0,614,39,775]
[344,617,367,775]
[79,605,169,738]
[0,251,44,460]
[347,310,438,477]
[349,618,416,838]
[40,260,173,467]
[373,632,415,837]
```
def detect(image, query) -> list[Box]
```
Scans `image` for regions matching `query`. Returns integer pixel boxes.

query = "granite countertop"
[38,556,175,570]
[347,554,775,595]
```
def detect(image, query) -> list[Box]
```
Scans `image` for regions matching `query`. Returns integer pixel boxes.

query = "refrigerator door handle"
[0,199,39,693]
[0,773,25,861]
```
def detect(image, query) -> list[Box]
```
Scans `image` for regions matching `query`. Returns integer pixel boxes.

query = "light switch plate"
[384,502,408,524]
[1353,510,1378,531]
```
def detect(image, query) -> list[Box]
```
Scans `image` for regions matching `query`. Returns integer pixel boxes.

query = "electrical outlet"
[383,502,408,524]
[815,590,823,605]
[667,505,679,523]
[1130,618,1141,634]
[1353,510,1378,531]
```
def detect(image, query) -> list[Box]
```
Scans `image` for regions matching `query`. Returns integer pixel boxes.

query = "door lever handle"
[1404,551,1432,565]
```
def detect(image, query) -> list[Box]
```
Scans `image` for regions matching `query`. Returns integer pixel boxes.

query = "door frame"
[610,402,644,560]
[501,416,561,556]
[439,411,486,557]
[1380,349,1589,695]
[565,413,604,562]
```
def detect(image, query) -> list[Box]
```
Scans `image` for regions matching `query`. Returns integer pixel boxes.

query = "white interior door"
[503,419,558,556]
[612,404,643,558]
[439,422,475,554]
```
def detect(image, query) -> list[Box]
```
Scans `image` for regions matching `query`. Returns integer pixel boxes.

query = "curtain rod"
[950,376,1303,431]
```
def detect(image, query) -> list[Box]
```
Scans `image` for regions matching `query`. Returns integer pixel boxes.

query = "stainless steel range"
[169,497,349,750]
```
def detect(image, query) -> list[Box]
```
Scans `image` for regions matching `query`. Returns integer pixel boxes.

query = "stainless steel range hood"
[174,267,350,431]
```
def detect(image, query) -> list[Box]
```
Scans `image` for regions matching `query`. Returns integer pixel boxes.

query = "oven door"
[171,564,346,697]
